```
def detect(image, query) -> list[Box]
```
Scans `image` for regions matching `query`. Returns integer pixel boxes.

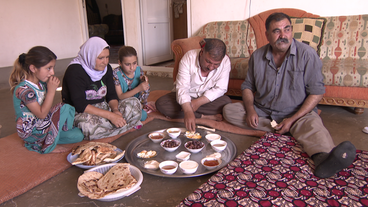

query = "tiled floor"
[0,63,368,206]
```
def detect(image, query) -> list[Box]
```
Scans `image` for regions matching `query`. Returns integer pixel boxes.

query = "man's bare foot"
[201,114,223,121]
[50,145,70,154]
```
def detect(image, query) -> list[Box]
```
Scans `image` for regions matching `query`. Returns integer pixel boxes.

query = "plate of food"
[185,131,202,139]
[125,128,237,178]
[67,142,125,169]
[77,163,143,201]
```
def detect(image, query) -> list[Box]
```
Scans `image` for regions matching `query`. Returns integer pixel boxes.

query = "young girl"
[113,46,154,121]
[62,37,143,140]
[9,46,84,154]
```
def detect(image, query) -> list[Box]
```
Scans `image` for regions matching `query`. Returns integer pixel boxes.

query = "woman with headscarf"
[62,37,142,140]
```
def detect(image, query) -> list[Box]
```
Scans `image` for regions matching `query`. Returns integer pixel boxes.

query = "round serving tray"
[125,128,237,178]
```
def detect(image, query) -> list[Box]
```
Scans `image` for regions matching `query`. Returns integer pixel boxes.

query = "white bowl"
[201,157,222,170]
[166,128,181,138]
[148,132,165,143]
[179,160,199,174]
[160,139,181,152]
[184,140,205,153]
[205,133,221,142]
[83,163,143,201]
[159,160,178,175]
[210,140,227,152]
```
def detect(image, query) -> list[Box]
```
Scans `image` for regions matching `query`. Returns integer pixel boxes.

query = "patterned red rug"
[178,132,368,207]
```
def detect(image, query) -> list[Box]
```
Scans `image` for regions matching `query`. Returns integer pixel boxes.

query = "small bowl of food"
[176,151,191,162]
[185,131,202,139]
[179,160,199,174]
[144,160,160,170]
[205,133,221,142]
[159,160,178,175]
[201,157,222,170]
[160,139,181,152]
[210,140,227,152]
[148,132,165,143]
[184,140,205,153]
[166,128,181,138]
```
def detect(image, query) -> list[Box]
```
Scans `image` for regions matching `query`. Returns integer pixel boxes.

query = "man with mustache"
[223,12,356,178]
[156,38,231,132]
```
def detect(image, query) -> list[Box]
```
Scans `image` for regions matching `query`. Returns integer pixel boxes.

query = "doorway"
[85,0,124,63]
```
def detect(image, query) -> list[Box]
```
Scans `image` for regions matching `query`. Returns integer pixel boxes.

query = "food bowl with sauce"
[184,140,205,153]
[205,133,221,142]
[160,139,181,152]
[179,160,199,174]
[201,157,222,170]
[166,128,181,138]
[148,132,165,143]
[210,140,227,152]
[159,160,178,175]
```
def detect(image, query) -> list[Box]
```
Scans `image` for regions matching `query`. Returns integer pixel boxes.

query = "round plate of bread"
[67,142,125,169]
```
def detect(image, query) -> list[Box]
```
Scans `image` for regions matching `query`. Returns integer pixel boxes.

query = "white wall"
[188,0,248,36]
[249,0,367,17]
[0,0,87,67]
[188,0,368,36]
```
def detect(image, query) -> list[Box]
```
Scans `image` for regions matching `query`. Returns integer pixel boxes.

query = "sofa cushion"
[319,15,368,60]
[290,17,326,55]
[321,58,368,87]
[195,20,257,59]
[229,57,249,79]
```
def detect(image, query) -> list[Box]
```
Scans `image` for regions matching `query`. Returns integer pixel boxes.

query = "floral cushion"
[229,57,249,79]
[195,20,257,59]
[319,15,368,87]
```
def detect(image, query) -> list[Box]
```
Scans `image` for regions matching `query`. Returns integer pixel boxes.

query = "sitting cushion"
[229,57,250,79]
[290,17,326,55]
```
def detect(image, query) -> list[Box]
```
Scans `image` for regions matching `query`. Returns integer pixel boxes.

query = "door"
[140,0,173,65]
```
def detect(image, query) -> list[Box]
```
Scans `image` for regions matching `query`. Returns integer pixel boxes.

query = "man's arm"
[275,94,323,134]
[242,88,259,128]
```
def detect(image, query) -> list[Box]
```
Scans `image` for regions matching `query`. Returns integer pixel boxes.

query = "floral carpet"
[178,133,368,207]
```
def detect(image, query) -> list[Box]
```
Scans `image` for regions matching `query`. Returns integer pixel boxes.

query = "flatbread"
[71,142,120,165]
[77,171,105,199]
[72,142,117,155]
[97,163,137,192]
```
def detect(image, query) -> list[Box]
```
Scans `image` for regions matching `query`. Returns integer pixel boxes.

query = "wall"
[0,0,87,68]
[188,0,248,36]
[188,0,368,36]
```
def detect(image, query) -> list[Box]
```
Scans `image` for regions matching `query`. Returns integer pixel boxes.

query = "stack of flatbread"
[72,142,125,166]
[77,163,137,199]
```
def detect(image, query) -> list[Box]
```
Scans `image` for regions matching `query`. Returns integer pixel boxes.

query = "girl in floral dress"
[113,46,155,121]
[10,46,84,153]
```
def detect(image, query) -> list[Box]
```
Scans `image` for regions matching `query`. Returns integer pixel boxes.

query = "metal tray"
[125,128,237,178]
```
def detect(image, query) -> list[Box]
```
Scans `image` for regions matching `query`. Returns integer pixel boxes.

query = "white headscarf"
[70,36,110,82]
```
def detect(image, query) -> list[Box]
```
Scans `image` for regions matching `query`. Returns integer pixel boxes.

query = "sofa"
[171,8,368,114]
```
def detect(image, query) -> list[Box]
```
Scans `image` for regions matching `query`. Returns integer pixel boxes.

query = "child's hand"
[139,81,149,91]
[47,76,60,91]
